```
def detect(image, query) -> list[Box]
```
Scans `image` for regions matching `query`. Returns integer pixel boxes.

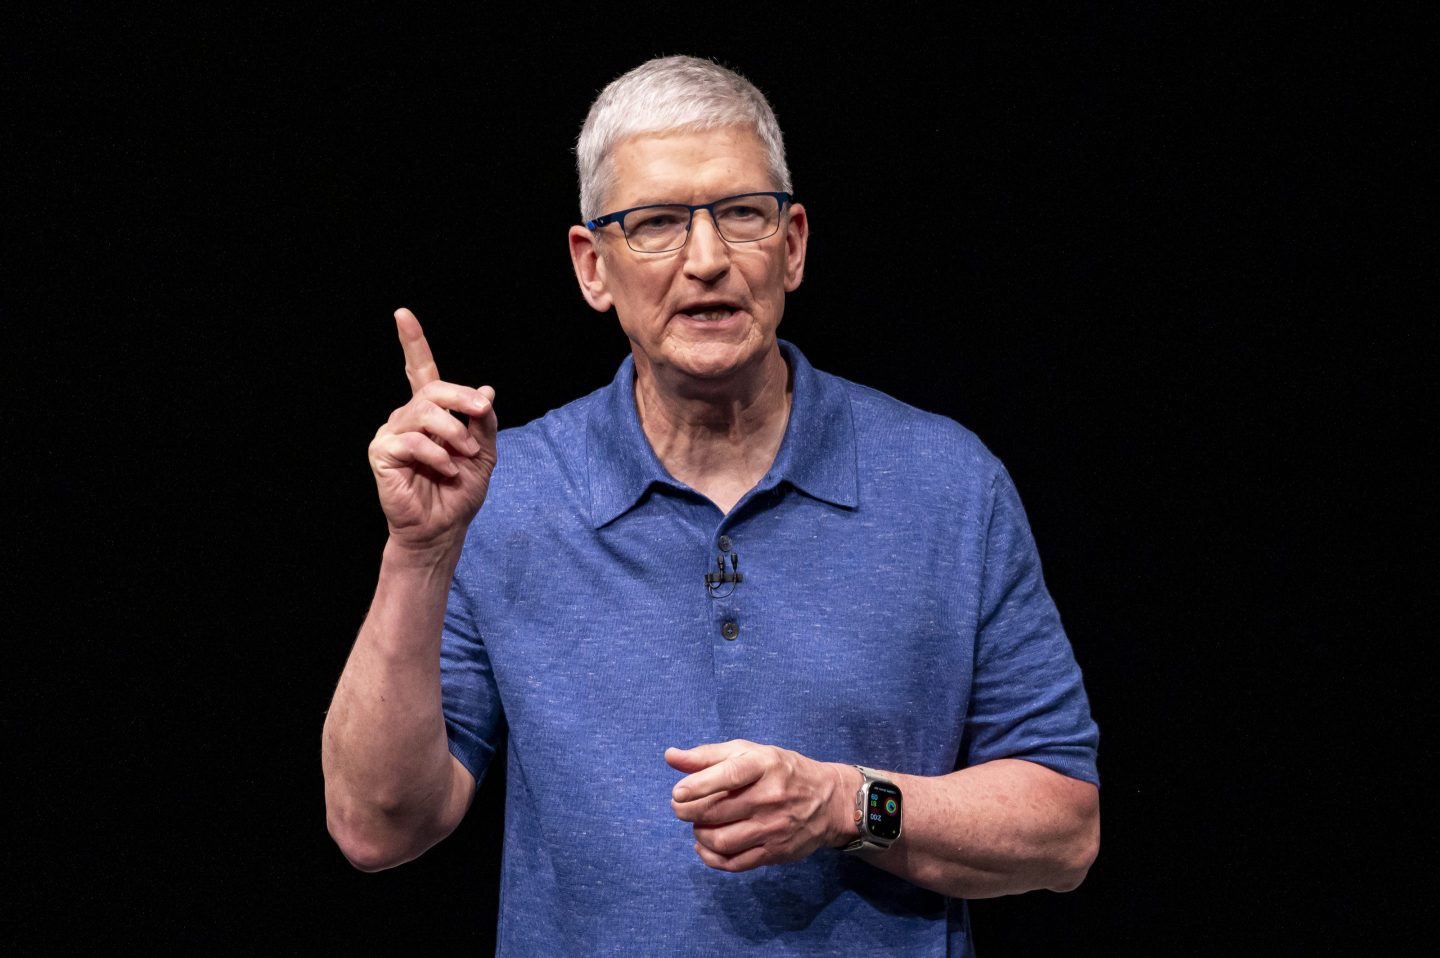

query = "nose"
[682,210,731,282]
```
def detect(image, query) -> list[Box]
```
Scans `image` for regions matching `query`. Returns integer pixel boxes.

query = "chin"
[664,335,769,381]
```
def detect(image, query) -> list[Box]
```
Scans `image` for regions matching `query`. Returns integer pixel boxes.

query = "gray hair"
[575,55,792,221]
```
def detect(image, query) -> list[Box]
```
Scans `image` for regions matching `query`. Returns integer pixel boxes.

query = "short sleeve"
[439,569,506,782]
[961,467,1100,785]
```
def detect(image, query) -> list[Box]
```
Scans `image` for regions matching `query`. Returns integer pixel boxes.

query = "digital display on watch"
[865,780,902,841]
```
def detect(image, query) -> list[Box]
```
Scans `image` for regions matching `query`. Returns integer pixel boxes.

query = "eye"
[718,203,764,222]
[629,210,686,234]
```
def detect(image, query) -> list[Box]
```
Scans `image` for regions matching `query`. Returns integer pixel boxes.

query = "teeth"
[690,309,733,321]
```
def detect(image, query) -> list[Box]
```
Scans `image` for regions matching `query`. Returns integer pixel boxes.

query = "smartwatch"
[844,765,903,852]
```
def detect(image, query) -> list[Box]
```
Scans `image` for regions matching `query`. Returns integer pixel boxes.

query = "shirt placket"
[706,525,748,701]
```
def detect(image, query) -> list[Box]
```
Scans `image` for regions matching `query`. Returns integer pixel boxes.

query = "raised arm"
[322,308,498,871]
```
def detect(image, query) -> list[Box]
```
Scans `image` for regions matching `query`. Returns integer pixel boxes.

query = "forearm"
[322,537,471,870]
[840,759,1099,899]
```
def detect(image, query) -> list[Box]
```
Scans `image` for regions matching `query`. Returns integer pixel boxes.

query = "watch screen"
[865,781,902,841]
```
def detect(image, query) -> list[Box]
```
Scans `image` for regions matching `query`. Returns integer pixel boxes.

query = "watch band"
[844,765,901,853]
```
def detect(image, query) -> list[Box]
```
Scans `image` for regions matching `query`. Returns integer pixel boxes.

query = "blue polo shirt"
[441,340,1098,956]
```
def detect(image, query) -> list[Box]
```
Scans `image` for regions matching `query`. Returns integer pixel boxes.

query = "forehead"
[607,127,771,208]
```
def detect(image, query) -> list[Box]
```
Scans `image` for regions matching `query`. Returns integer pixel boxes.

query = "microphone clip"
[704,549,743,598]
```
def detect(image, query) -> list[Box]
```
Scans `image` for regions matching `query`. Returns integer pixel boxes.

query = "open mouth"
[678,303,742,322]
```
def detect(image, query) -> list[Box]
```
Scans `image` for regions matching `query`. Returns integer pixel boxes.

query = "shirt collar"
[586,339,858,528]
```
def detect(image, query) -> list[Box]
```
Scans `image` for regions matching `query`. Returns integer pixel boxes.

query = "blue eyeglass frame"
[584,191,794,249]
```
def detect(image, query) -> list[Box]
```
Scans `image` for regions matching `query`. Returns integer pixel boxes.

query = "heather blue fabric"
[441,340,1098,957]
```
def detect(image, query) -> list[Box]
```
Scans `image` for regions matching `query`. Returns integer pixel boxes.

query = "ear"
[782,202,809,292]
[568,225,614,313]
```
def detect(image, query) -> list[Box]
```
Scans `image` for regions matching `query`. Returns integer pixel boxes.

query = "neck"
[633,345,792,513]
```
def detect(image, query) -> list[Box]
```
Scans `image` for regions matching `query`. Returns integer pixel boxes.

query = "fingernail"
[673,787,689,801]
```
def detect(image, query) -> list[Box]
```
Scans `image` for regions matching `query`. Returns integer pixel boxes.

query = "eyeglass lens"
[623,194,782,252]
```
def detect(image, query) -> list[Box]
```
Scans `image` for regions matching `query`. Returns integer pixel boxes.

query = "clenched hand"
[667,740,853,872]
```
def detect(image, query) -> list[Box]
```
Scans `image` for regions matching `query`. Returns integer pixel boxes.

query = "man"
[323,55,1099,955]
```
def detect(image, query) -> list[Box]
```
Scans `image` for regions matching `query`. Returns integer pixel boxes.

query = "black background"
[5,4,1430,955]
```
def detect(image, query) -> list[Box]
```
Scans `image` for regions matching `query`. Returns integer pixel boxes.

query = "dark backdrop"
[6,5,1427,955]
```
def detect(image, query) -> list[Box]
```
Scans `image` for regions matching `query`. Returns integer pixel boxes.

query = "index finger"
[672,750,766,803]
[395,307,440,394]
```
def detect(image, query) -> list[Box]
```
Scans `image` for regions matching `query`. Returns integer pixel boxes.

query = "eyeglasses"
[585,191,792,253]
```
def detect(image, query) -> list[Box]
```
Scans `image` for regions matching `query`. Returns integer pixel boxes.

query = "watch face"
[865,781,902,841]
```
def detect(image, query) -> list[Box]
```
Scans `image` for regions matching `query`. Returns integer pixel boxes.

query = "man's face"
[569,127,808,388]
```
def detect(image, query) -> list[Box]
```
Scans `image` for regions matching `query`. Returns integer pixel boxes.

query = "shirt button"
[721,620,739,640]
[718,535,733,552]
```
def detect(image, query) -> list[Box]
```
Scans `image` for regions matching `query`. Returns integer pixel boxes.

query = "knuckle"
[416,379,449,401]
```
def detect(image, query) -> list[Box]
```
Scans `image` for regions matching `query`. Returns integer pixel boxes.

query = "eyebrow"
[620,190,773,209]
